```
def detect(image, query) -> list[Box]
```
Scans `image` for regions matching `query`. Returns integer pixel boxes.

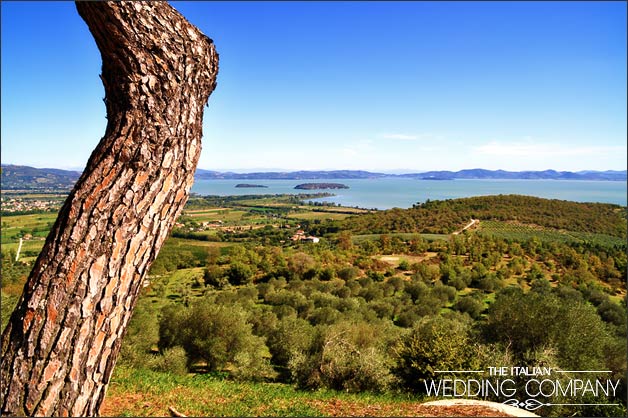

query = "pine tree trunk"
[0,2,218,415]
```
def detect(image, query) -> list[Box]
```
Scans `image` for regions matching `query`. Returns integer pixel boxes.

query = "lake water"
[191,178,627,210]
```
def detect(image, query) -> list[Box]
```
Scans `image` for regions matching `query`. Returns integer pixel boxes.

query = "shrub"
[453,295,485,319]
[337,266,359,281]
[267,316,316,370]
[204,265,228,288]
[290,321,398,392]
[393,316,480,393]
[483,287,613,371]
[227,262,254,285]
[158,301,275,380]
[394,306,421,328]
[150,346,188,375]
[597,300,626,329]
[118,303,160,368]
[308,306,341,325]
[398,259,410,271]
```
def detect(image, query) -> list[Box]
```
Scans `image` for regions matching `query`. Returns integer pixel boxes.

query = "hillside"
[1,193,625,417]
[407,169,627,181]
[338,194,627,238]
[0,164,80,190]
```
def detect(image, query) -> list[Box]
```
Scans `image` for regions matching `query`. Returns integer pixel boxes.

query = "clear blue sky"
[2,1,626,173]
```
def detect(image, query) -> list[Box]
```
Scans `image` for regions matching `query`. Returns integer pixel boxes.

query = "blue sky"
[2,1,626,173]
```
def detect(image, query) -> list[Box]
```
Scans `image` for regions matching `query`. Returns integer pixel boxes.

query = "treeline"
[338,195,627,237]
[184,193,332,209]
[0,208,59,216]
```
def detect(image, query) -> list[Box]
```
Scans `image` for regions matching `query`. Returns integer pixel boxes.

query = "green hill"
[339,194,627,239]
[1,164,80,190]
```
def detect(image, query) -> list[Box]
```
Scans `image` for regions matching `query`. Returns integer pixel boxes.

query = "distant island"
[235,183,268,188]
[294,183,349,190]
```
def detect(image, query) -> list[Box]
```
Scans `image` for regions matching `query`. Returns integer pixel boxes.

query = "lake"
[191,178,627,210]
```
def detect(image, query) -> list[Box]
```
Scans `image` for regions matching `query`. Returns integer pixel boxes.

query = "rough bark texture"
[0,2,218,416]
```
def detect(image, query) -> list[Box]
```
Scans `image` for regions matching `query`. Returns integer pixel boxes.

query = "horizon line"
[1,163,626,175]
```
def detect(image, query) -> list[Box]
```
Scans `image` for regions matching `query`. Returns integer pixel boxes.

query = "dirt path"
[422,399,538,417]
[306,398,536,417]
[453,219,479,235]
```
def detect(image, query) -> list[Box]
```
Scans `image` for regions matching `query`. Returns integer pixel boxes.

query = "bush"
[483,287,613,371]
[227,262,254,285]
[150,346,188,375]
[393,316,481,393]
[308,306,341,325]
[398,259,410,271]
[454,295,485,319]
[394,306,421,328]
[290,321,398,392]
[204,265,228,288]
[158,301,275,380]
[597,300,626,330]
[267,316,316,370]
[337,266,359,281]
[118,303,160,368]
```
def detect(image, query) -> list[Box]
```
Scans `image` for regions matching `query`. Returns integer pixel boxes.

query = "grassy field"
[0,213,57,243]
[101,366,426,417]
[297,206,369,214]
[163,237,233,249]
[286,212,353,221]
[146,268,206,306]
[1,240,46,263]
[183,208,251,223]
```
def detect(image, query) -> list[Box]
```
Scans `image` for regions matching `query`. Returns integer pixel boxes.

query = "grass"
[183,209,251,223]
[162,237,233,249]
[0,213,58,243]
[374,253,439,268]
[2,240,46,262]
[101,366,423,417]
[297,205,369,214]
[1,290,21,330]
[286,212,352,221]
[163,268,205,299]
[236,197,297,207]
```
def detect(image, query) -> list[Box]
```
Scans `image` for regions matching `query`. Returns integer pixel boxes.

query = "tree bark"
[1,2,218,416]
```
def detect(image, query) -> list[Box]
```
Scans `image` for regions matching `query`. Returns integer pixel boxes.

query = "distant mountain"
[405,169,627,181]
[1,164,81,190]
[1,165,625,191]
[195,169,389,180]
[197,168,626,181]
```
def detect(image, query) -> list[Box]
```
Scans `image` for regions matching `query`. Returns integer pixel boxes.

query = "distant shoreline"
[190,178,627,210]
